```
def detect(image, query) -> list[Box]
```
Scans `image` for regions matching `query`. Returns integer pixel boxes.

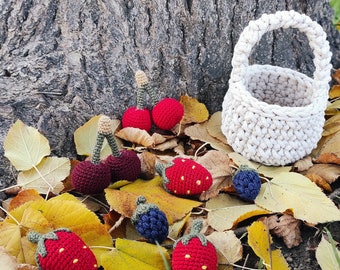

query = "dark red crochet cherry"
[122,107,152,132]
[152,98,184,130]
[105,149,141,182]
[71,161,111,195]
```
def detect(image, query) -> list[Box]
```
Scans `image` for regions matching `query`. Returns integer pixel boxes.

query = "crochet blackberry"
[232,165,261,201]
[156,157,213,196]
[99,116,141,182]
[71,116,111,194]
[152,98,184,130]
[27,228,98,270]
[172,219,218,270]
[131,196,169,243]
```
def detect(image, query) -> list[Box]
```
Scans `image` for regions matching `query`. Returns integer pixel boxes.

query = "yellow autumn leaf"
[0,193,113,264]
[17,157,70,195]
[206,111,229,144]
[255,172,340,224]
[105,176,201,224]
[4,119,50,171]
[206,194,270,231]
[100,238,170,270]
[74,115,121,158]
[329,85,340,99]
[318,130,340,158]
[325,100,340,115]
[180,95,209,124]
[322,114,340,136]
[248,221,290,270]
[316,235,340,270]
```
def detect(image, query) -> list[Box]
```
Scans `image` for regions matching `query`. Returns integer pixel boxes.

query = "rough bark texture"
[0,1,340,268]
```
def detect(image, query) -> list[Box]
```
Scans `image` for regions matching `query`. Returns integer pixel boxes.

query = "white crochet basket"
[221,10,332,166]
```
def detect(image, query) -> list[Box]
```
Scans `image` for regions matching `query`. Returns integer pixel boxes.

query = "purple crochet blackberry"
[131,196,169,243]
[232,165,261,201]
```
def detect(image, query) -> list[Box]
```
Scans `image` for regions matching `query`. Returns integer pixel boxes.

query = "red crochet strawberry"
[27,228,98,270]
[121,70,152,132]
[152,97,184,130]
[71,116,111,194]
[156,157,213,196]
[98,115,141,182]
[172,219,218,270]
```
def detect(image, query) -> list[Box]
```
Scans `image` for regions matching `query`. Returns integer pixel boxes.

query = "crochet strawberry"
[121,70,152,132]
[232,165,261,201]
[99,115,141,182]
[136,70,184,130]
[172,219,218,270]
[131,196,169,243]
[156,157,213,196]
[27,228,98,270]
[71,116,111,194]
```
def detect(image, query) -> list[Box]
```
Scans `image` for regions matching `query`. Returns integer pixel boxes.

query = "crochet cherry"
[232,165,261,201]
[99,115,141,182]
[121,70,152,132]
[71,116,111,194]
[27,228,98,270]
[131,196,169,243]
[137,70,184,130]
[172,219,218,270]
[156,157,213,196]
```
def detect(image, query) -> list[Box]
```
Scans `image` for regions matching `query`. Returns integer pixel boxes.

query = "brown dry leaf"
[332,69,340,84]
[305,173,332,192]
[0,246,17,270]
[115,127,154,147]
[329,85,340,99]
[103,210,128,239]
[206,111,229,144]
[196,150,234,200]
[293,156,314,172]
[323,114,340,136]
[206,231,243,265]
[261,214,302,248]
[180,95,209,125]
[185,122,233,153]
[139,151,156,180]
[305,164,340,184]
[314,130,340,161]
[315,153,340,165]
[325,100,340,115]
[153,138,178,151]
[8,189,43,211]
[17,265,39,270]
[151,133,167,145]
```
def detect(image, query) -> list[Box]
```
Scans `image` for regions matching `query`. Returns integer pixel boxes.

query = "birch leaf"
[248,221,290,270]
[255,172,340,224]
[316,235,340,270]
[180,95,209,124]
[4,120,50,171]
[17,157,70,195]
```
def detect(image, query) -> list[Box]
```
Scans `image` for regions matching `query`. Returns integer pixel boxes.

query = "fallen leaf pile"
[0,70,340,270]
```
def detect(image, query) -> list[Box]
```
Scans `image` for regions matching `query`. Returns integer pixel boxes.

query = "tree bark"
[0,0,340,191]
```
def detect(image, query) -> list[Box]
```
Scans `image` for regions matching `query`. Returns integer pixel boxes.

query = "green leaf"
[255,172,340,224]
[331,0,340,26]
[4,120,50,171]
[17,157,70,194]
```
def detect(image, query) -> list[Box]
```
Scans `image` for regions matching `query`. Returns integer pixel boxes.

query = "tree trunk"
[0,0,339,189]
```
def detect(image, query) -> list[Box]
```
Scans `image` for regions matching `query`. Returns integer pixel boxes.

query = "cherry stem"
[142,83,158,106]
[105,133,120,157]
[91,133,105,164]
[136,85,144,110]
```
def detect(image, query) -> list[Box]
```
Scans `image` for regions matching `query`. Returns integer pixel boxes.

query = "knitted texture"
[131,196,169,243]
[152,98,184,130]
[157,158,212,196]
[172,219,218,270]
[122,107,152,132]
[232,165,261,201]
[221,10,332,166]
[27,229,98,270]
[105,150,141,182]
[71,161,111,194]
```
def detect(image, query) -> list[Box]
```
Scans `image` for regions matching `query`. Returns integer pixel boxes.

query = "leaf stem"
[0,205,21,226]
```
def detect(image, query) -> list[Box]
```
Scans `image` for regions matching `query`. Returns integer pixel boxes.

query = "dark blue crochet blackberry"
[232,165,261,201]
[131,196,169,243]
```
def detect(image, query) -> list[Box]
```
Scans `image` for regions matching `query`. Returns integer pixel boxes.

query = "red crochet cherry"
[172,219,218,270]
[152,98,184,130]
[98,115,141,182]
[27,228,98,270]
[71,117,111,194]
[121,70,152,131]
[156,157,213,196]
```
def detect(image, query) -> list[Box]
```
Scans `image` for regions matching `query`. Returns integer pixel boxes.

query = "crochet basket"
[221,10,332,166]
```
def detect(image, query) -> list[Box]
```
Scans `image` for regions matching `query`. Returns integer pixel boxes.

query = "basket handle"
[230,10,332,87]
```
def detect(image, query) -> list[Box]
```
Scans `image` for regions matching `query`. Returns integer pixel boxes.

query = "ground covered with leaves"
[0,70,340,270]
